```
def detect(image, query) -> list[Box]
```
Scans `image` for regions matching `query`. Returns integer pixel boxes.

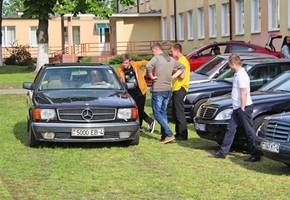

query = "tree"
[2,0,25,17]
[16,0,135,71]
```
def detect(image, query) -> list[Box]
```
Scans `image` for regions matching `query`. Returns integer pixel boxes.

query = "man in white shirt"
[211,54,263,162]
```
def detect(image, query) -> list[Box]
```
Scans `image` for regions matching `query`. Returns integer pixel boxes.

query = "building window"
[251,0,261,33]
[30,26,38,46]
[187,10,193,40]
[221,3,230,36]
[197,8,204,39]
[268,0,280,30]
[1,26,16,47]
[178,13,184,40]
[209,5,216,38]
[170,15,175,41]
[64,26,80,46]
[162,17,167,41]
[140,0,144,4]
[235,0,244,35]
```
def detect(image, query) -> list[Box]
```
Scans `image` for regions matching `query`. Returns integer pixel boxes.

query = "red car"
[186,34,283,71]
[145,34,283,85]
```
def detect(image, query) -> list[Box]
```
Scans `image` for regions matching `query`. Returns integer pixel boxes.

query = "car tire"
[130,131,140,146]
[28,118,41,148]
[193,99,207,118]
[253,115,267,132]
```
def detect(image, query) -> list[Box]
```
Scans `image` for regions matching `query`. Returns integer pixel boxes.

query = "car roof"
[216,53,277,59]
[44,63,110,67]
[242,58,290,65]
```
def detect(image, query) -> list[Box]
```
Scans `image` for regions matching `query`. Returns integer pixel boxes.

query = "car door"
[187,44,228,71]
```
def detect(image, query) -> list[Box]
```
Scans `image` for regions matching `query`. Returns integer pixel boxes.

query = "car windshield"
[38,67,123,90]
[259,72,290,92]
[215,63,254,83]
[195,56,227,76]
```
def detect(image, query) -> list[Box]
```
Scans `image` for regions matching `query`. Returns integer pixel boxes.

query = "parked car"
[194,70,290,146]
[186,34,283,72]
[174,58,290,122]
[23,63,140,147]
[254,111,290,167]
[189,53,277,84]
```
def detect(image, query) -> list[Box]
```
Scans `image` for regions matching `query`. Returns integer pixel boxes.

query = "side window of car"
[249,65,278,85]
[280,64,290,72]
[231,44,256,53]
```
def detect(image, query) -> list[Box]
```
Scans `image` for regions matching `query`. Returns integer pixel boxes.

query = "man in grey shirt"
[146,43,185,144]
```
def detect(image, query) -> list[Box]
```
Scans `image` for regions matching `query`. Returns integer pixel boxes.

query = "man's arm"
[240,88,247,111]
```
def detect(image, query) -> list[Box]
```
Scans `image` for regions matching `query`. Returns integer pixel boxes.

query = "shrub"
[79,56,93,63]
[4,45,33,66]
[108,54,153,65]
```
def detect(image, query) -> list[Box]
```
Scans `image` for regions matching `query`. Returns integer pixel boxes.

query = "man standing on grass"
[211,54,263,162]
[170,43,190,140]
[146,43,185,144]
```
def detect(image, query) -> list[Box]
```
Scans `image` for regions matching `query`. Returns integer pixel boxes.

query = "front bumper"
[31,121,139,143]
[254,137,290,165]
[193,117,247,144]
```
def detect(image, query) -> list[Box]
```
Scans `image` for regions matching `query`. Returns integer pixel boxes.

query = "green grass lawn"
[0,66,290,199]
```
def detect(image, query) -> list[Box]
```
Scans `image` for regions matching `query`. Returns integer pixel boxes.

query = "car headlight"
[117,108,138,120]
[34,108,56,120]
[214,108,233,120]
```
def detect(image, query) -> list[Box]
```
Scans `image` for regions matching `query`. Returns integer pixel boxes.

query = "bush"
[4,45,33,66]
[108,54,153,65]
[79,56,93,63]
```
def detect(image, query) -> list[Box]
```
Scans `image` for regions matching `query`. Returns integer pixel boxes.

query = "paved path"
[0,89,27,94]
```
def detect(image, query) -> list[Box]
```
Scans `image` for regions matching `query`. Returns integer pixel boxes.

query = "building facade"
[2,0,290,60]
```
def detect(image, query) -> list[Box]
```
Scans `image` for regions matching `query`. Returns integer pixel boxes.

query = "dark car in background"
[189,53,277,84]
[23,63,140,147]
[182,59,290,122]
[254,110,290,167]
[194,70,290,146]
[186,34,283,71]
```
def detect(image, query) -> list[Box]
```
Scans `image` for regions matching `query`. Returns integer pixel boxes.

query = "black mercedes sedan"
[183,59,290,122]
[193,70,290,146]
[23,63,140,147]
[253,111,290,167]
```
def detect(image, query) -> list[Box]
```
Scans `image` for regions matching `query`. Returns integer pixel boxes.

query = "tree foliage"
[2,0,25,17]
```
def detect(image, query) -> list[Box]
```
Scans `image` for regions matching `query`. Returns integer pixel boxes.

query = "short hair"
[214,46,220,51]
[228,54,241,65]
[172,43,182,53]
[151,43,163,51]
[121,53,131,61]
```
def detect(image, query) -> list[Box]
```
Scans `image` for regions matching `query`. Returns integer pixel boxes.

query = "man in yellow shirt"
[170,44,190,140]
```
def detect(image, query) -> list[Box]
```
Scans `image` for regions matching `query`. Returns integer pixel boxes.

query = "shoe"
[175,136,187,141]
[160,136,175,144]
[210,151,226,159]
[244,156,261,162]
[148,120,155,133]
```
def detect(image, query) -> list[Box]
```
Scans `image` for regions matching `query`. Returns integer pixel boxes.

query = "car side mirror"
[23,82,34,90]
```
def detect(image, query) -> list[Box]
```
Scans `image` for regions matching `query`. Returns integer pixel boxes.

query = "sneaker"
[148,120,155,133]
[160,136,175,144]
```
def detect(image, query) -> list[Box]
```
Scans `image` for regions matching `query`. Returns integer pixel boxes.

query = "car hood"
[264,111,290,122]
[188,80,231,93]
[189,72,209,84]
[208,91,290,108]
[33,90,135,107]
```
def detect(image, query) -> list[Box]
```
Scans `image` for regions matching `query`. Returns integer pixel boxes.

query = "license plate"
[71,128,104,137]
[194,123,206,131]
[260,141,280,153]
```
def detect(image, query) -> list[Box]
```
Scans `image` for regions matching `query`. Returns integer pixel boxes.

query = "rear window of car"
[231,44,256,53]
[195,56,227,76]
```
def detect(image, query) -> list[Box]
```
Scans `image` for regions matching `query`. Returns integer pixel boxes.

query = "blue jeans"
[151,91,173,139]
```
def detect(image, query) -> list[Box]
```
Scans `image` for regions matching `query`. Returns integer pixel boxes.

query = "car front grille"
[265,120,290,142]
[58,108,116,122]
[198,106,218,119]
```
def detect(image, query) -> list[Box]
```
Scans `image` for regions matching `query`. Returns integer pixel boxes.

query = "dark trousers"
[130,91,153,128]
[220,104,262,157]
[172,87,188,139]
